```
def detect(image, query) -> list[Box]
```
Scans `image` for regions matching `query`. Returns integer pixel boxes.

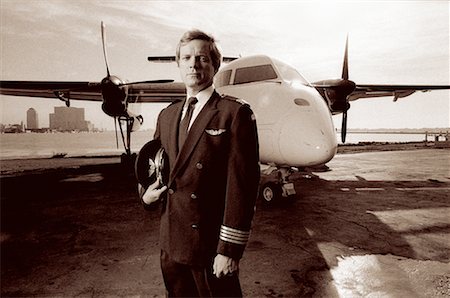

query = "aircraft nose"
[278,111,337,167]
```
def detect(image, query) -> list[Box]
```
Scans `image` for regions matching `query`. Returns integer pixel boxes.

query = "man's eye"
[199,56,209,62]
[181,56,190,61]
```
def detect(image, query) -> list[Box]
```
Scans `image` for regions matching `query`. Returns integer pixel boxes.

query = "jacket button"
[190,193,197,199]
[168,189,174,195]
[196,162,203,170]
[191,224,199,229]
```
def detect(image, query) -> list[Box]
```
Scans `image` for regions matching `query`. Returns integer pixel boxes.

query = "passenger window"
[234,64,278,85]
[214,70,232,88]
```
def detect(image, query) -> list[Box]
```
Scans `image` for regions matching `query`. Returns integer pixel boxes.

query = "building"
[27,108,39,129]
[2,123,24,133]
[49,106,94,132]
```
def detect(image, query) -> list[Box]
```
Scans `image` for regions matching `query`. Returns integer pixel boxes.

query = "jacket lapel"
[169,92,220,184]
[166,101,184,172]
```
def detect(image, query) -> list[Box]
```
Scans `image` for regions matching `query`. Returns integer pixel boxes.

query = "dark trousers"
[161,250,242,297]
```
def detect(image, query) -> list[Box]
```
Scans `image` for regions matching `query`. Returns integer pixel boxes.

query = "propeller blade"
[341,110,348,143]
[341,35,350,144]
[101,21,111,77]
[147,56,176,63]
[121,79,174,86]
[342,35,349,80]
[114,116,119,149]
[147,56,238,63]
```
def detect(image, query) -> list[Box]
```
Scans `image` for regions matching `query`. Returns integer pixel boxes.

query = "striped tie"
[178,97,198,150]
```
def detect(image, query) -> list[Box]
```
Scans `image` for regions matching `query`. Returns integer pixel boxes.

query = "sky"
[1,0,449,131]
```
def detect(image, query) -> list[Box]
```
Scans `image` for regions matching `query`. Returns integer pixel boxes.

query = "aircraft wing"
[0,80,187,103]
[126,82,186,102]
[0,81,103,101]
[349,84,450,101]
[148,56,238,63]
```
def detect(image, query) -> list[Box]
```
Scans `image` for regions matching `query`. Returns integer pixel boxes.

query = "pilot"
[139,29,260,297]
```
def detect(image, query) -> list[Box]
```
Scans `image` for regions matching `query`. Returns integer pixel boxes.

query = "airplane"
[1,23,449,202]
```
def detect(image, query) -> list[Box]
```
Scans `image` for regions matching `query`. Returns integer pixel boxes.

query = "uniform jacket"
[153,91,260,266]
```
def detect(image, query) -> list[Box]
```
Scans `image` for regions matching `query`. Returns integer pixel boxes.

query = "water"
[0,131,431,160]
[337,132,428,144]
[0,131,154,159]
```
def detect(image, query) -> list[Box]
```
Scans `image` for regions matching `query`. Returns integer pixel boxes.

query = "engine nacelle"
[101,75,128,117]
[330,98,350,113]
[314,79,355,113]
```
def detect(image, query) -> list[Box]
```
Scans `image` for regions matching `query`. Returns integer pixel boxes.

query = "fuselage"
[215,55,337,167]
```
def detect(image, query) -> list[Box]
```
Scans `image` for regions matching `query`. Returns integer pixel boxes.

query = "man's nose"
[189,57,201,68]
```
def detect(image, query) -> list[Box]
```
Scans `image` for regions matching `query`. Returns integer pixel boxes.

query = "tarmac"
[1,147,449,297]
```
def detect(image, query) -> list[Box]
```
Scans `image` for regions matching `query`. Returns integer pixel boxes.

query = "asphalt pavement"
[1,149,449,297]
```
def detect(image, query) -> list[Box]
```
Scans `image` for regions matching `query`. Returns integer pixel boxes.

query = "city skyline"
[1,106,96,132]
[2,106,448,133]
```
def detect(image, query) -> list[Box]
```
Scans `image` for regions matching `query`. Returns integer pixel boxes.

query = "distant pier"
[425,131,450,148]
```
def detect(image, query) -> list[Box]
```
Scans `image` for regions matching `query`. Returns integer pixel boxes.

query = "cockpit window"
[234,64,278,85]
[214,69,232,88]
[272,59,310,86]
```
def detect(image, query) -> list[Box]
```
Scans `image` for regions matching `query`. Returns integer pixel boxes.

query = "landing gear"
[260,167,297,204]
[115,114,143,168]
[120,152,137,168]
[261,182,282,203]
[117,115,135,158]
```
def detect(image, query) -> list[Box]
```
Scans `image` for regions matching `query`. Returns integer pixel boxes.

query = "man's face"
[178,39,216,94]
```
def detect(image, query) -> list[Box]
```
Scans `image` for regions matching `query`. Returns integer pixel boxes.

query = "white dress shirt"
[182,85,214,130]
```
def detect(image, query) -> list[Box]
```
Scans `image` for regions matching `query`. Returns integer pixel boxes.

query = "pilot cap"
[135,140,169,191]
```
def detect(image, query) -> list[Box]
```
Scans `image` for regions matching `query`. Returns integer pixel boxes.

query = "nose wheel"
[260,167,297,204]
[261,182,282,203]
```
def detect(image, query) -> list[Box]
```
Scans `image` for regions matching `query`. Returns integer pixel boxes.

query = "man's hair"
[175,29,222,73]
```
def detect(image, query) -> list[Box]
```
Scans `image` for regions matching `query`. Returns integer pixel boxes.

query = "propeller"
[99,21,173,118]
[100,21,122,148]
[340,35,350,143]
[99,22,176,156]
[311,36,355,143]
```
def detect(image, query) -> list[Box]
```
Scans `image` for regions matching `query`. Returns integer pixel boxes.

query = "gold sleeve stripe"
[220,234,247,245]
[221,225,250,236]
[220,225,250,236]
[219,225,250,245]
[220,231,247,241]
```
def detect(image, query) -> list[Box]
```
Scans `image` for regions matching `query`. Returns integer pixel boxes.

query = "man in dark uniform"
[140,29,260,297]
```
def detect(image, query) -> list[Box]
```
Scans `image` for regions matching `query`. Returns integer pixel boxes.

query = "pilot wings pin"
[205,128,227,136]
